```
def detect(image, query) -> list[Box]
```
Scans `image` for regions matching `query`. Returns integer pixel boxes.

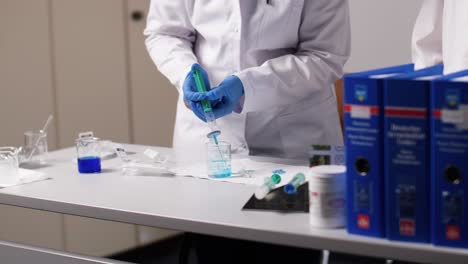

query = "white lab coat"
[145,0,350,159]
[413,0,468,74]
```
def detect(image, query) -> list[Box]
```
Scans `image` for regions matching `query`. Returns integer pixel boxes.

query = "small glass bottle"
[76,137,101,173]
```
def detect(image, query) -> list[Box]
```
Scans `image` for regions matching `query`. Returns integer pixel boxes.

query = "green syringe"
[192,67,228,174]
[192,69,216,123]
[192,68,221,144]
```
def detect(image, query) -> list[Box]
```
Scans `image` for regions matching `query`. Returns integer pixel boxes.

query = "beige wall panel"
[0,0,58,149]
[0,205,64,250]
[137,225,181,246]
[126,0,177,147]
[51,0,130,147]
[64,215,137,257]
[346,0,423,72]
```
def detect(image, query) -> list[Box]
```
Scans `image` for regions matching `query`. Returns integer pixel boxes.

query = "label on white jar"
[310,189,346,219]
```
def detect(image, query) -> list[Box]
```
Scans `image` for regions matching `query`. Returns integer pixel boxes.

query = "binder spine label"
[386,107,428,240]
[344,104,380,148]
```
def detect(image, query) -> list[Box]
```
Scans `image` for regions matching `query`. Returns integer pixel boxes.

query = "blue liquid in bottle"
[78,156,101,173]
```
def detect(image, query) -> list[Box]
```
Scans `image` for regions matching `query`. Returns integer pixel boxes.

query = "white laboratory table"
[0,145,467,264]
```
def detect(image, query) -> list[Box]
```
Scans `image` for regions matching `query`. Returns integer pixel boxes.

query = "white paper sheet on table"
[171,158,309,186]
[0,169,50,188]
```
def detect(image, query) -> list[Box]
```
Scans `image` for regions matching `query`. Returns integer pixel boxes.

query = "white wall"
[345,0,423,72]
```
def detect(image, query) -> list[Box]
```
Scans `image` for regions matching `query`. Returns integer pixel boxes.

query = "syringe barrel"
[201,99,213,113]
[192,68,214,112]
[193,69,207,92]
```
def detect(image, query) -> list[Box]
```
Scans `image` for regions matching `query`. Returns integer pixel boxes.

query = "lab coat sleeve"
[144,0,198,92]
[411,0,444,70]
[235,0,350,113]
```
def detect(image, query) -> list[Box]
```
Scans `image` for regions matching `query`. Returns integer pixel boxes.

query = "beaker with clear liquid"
[206,141,231,178]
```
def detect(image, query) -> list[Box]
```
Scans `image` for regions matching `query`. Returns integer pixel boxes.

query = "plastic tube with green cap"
[255,174,282,199]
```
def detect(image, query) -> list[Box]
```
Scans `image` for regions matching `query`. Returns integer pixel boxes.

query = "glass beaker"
[23,130,48,164]
[76,137,101,173]
[206,141,231,178]
[0,147,21,186]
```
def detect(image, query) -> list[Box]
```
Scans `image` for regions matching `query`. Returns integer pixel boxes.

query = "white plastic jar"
[309,165,346,228]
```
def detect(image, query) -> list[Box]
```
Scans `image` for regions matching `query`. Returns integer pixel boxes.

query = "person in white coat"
[413,0,468,74]
[144,0,350,160]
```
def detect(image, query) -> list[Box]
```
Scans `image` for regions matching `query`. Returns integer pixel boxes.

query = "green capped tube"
[255,174,282,200]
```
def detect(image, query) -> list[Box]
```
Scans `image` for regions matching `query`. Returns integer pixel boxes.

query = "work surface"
[0,145,466,264]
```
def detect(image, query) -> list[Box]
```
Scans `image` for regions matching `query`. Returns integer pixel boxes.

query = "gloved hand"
[205,75,244,119]
[182,64,211,121]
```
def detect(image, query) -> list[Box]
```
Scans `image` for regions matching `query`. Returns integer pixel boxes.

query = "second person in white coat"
[413,0,468,74]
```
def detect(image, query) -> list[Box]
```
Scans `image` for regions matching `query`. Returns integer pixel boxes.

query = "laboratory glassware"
[206,141,231,178]
[76,137,102,173]
[23,130,48,164]
[0,147,21,185]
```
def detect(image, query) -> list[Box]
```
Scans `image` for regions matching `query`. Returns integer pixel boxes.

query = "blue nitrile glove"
[182,64,210,122]
[205,75,244,119]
